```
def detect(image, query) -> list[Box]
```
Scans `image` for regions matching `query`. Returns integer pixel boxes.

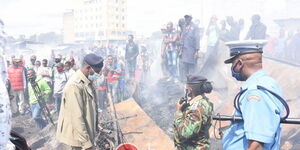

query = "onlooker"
[34,60,41,75]
[27,55,37,69]
[53,63,68,115]
[245,14,267,40]
[162,22,179,78]
[27,69,51,129]
[38,59,53,86]
[226,16,243,41]
[125,35,139,79]
[180,14,200,80]
[8,58,26,115]
[64,61,75,78]
[103,55,121,103]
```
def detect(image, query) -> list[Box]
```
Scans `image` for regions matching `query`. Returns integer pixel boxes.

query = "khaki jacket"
[56,70,98,149]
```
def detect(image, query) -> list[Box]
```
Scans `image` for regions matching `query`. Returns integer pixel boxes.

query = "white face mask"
[88,67,100,81]
[88,73,100,81]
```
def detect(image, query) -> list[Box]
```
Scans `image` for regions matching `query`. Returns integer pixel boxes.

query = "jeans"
[54,93,62,115]
[118,79,125,101]
[166,50,178,77]
[31,103,47,129]
[126,59,136,79]
[108,81,119,103]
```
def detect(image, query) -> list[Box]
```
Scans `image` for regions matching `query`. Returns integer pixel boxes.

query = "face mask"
[57,67,64,72]
[31,60,36,65]
[88,73,100,81]
[13,62,19,67]
[231,61,246,81]
[42,63,47,67]
[55,59,61,63]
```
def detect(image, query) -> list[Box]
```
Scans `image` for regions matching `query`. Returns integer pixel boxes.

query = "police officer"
[56,53,104,150]
[222,40,286,150]
[173,75,213,150]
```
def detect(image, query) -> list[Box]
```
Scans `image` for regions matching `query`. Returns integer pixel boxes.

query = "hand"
[178,50,182,57]
[176,100,186,111]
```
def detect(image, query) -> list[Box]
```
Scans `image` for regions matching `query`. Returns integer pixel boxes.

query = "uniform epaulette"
[74,77,81,83]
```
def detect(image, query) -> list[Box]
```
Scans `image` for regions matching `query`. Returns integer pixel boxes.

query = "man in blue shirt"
[222,40,285,150]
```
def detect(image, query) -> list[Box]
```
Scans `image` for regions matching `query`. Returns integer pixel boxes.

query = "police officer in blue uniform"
[222,40,287,150]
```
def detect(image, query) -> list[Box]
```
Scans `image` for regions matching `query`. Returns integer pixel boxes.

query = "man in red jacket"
[8,58,26,115]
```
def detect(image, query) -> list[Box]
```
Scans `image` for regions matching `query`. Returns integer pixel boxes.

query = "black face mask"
[42,64,47,67]
[13,62,19,67]
[31,60,36,65]
[55,59,61,63]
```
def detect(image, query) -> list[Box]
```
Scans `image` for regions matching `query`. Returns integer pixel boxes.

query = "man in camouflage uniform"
[174,75,213,150]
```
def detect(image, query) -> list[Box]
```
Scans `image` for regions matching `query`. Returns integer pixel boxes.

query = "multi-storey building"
[63,0,127,44]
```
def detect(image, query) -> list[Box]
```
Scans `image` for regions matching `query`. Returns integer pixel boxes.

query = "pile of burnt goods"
[134,77,184,137]
[96,111,118,150]
[11,114,67,149]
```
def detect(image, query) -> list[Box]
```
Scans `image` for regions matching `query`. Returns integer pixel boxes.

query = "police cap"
[186,74,207,84]
[84,53,104,68]
[224,40,267,64]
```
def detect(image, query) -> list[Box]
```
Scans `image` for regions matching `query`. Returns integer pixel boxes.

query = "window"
[116,24,119,27]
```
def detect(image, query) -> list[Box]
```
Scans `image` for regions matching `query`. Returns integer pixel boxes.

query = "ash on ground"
[134,77,184,137]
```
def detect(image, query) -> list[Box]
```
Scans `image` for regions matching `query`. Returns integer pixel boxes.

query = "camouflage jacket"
[173,95,213,150]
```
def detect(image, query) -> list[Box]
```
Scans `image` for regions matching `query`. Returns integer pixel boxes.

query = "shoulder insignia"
[74,77,82,83]
[247,95,261,101]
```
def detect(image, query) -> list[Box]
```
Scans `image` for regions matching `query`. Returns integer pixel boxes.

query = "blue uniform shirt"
[222,70,284,150]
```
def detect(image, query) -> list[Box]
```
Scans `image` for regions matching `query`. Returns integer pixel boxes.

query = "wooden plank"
[114,99,175,150]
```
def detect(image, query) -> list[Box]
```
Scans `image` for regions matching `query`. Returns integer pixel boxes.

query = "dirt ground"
[10,56,300,150]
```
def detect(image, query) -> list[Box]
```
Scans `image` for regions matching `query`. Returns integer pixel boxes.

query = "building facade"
[64,0,127,44]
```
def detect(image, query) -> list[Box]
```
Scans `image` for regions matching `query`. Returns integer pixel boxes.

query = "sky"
[0,0,297,38]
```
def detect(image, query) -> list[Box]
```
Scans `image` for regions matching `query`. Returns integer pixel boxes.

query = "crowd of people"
[161,14,268,82]
[0,29,155,128]
[0,12,298,149]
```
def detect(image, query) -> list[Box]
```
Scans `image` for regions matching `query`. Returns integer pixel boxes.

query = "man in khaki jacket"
[56,54,104,150]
